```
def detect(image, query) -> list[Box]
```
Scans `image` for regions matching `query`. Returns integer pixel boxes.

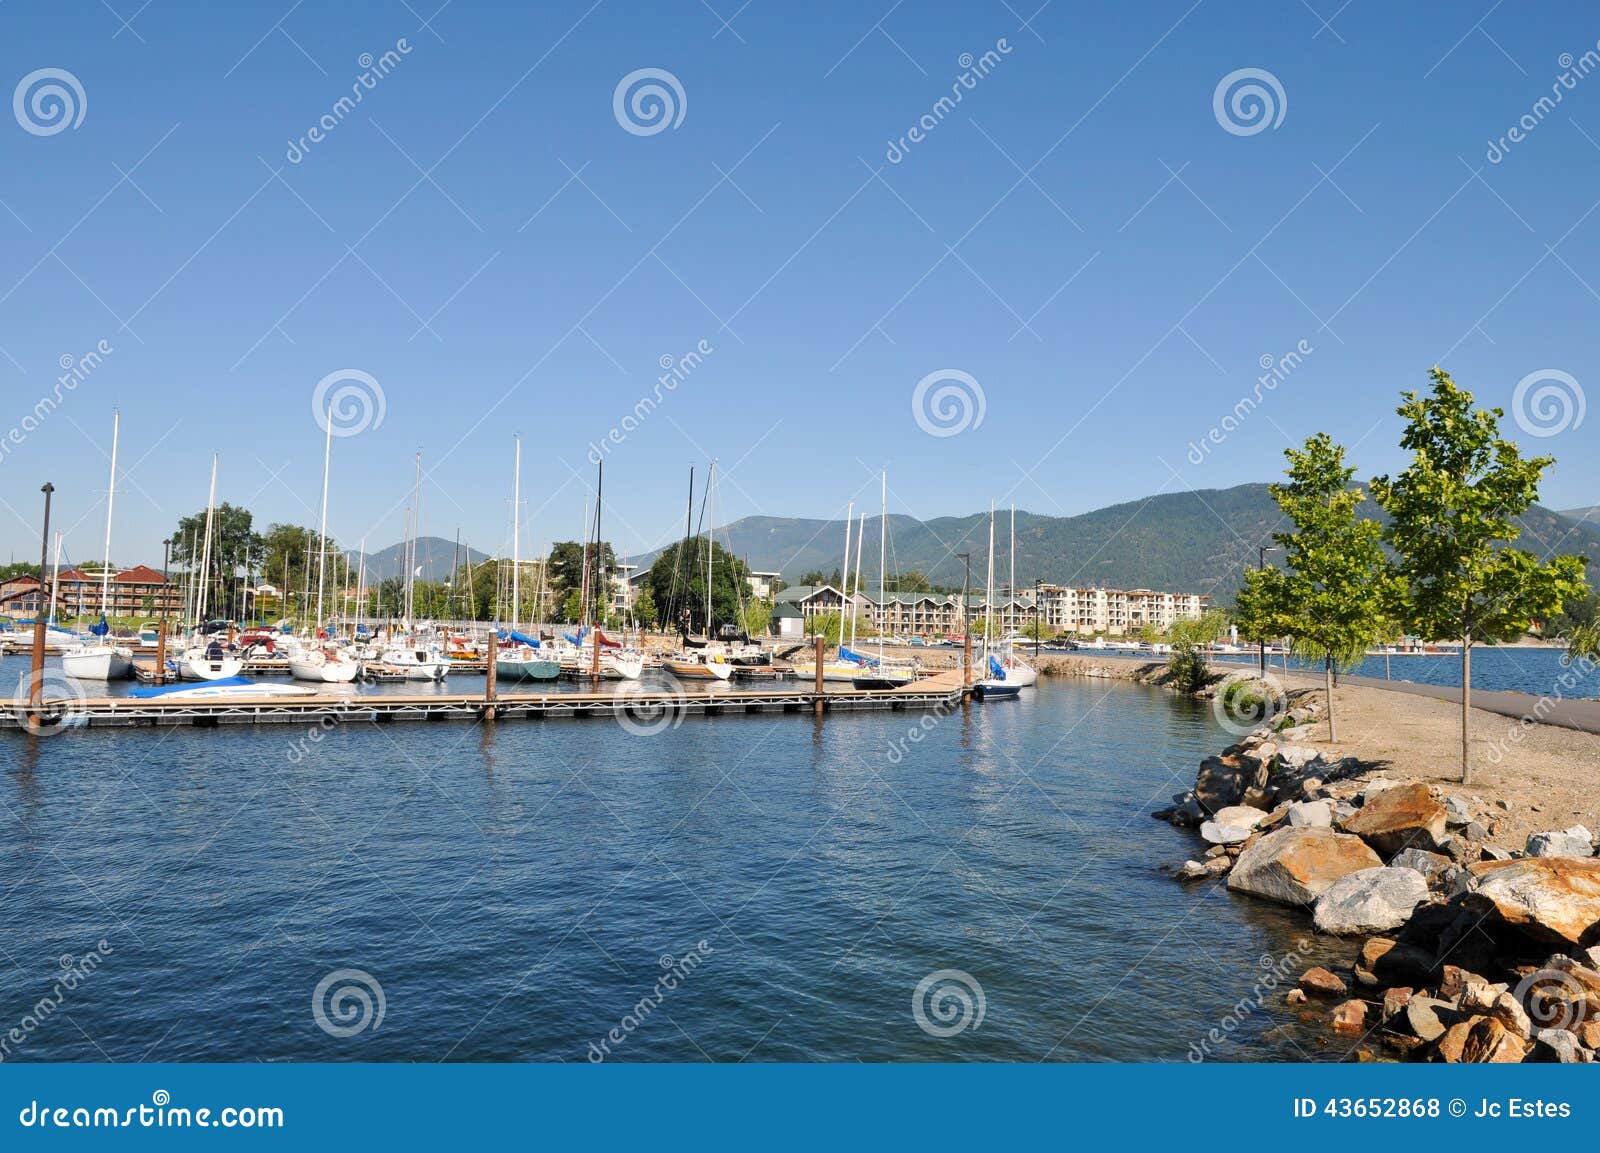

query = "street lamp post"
[1033,578,1043,658]
[1258,545,1281,676]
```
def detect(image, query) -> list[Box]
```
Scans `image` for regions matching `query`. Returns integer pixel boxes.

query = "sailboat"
[287,411,360,684]
[853,472,917,689]
[178,454,246,681]
[379,453,449,680]
[496,436,560,681]
[790,501,870,683]
[661,462,733,681]
[62,411,134,681]
[975,502,1022,699]
[995,505,1038,687]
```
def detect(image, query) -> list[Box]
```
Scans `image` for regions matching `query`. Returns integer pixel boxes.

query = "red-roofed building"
[0,574,44,615]
[53,565,180,617]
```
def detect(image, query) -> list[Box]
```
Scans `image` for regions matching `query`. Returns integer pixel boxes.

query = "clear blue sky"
[2,0,1597,569]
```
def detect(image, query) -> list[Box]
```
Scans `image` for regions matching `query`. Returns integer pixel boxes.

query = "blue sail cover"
[989,656,1007,680]
[839,646,873,665]
[563,626,587,646]
[131,676,253,699]
[509,630,540,648]
[89,614,109,637]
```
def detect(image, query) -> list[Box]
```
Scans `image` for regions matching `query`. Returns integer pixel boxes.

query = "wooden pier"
[5,669,971,732]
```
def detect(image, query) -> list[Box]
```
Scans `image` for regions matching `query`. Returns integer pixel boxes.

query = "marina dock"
[6,669,971,731]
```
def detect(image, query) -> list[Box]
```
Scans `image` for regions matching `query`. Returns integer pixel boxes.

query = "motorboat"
[379,644,449,681]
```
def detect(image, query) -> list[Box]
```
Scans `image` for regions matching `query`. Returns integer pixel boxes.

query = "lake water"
[1,671,1362,1063]
[1205,644,1600,697]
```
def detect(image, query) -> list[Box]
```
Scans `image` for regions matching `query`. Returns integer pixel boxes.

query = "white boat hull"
[287,652,361,683]
[61,645,133,681]
[180,651,244,681]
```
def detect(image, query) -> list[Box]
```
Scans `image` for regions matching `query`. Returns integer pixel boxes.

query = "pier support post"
[813,635,824,717]
[26,483,54,730]
[484,632,498,721]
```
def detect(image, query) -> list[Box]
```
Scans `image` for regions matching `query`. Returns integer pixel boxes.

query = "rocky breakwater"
[1155,697,1600,1062]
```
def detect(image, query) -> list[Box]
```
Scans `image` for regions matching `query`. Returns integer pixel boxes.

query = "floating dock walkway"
[5,670,971,732]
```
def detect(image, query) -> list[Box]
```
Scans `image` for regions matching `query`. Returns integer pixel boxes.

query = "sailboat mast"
[511,435,521,633]
[593,458,603,679]
[851,512,866,647]
[196,453,218,626]
[98,409,120,619]
[356,538,366,636]
[839,502,853,649]
[878,471,886,663]
[985,501,996,664]
[315,407,332,633]
[50,532,62,623]
[1009,503,1016,643]
[705,461,715,636]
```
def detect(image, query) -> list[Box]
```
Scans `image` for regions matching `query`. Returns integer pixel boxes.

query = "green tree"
[740,597,773,637]
[170,503,263,620]
[1165,614,1216,694]
[1233,434,1396,741]
[645,538,750,635]
[548,540,617,604]
[633,584,658,630]
[1371,368,1588,782]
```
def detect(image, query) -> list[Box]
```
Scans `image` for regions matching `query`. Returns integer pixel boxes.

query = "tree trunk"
[1460,636,1472,785]
[1324,655,1337,742]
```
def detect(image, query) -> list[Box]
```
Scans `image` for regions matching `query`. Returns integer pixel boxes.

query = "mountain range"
[626,484,1600,604]
[344,537,490,583]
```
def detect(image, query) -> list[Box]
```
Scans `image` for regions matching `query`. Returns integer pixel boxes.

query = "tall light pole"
[1258,545,1281,676]
[1033,578,1043,658]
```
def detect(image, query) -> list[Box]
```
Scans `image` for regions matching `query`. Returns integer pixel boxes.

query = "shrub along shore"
[1155,682,1600,1063]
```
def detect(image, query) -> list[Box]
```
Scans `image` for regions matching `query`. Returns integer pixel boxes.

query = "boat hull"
[180,652,245,681]
[495,657,561,681]
[61,646,133,681]
[287,654,361,683]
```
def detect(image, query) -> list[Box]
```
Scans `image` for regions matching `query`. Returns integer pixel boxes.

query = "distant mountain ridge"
[344,536,489,582]
[627,484,1600,605]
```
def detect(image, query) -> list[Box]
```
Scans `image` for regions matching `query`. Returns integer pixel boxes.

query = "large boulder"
[1312,866,1430,935]
[1464,858,1600,947]
[1525,825,1595,859]
[1213,804,1269,829]
[1355,936,1439,987]
[1227,826,1384,907]
[1389,848,1453,885]
[1342,782,1448,855]
[1287,800,1333,828]
[1194,754,1267,814]
[1431,1016,1527,1063]
[1200,820,1254,845]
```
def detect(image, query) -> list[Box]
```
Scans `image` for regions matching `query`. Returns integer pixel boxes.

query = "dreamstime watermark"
[1510,369,1584,438]
[1213,68,1287,137]
[312,368,386,437]
[13,67,86,136]
[1186,939,1313,1061]
[1186,339,1313,465]
[613,68,686,136]
[912,369,986,438]
[586,940,714,1061]
[0,340,114,467]
[1486,45,1600,163]
[0,940,112,1061]
[612,671,688,737]
[912,968,985,1038]
[285,39,413,164]
[9,668,90,737]
[1513,964,1592,1033]
[285,699,365,764]
[588,340,713,463]
[1484,650,1596,766]
[1210,669,1290,737]
[312,968,385,1038]
[884,693,964,764]
[885,39,1014,164]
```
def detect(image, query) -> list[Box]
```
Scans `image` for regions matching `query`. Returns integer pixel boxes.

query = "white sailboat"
[997,504,1038,687]
[381,453,449,680]
[288,410,359,683]
[853,472,916,689]
[496,436,560,682]
[976,502,1022,699]
[62,411,135,681]
[179,453,245,681]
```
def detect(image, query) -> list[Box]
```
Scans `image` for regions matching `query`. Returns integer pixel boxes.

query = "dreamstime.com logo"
[1213,68,1286,137]
[1511,369,1584,438]
[912,369,986,438]
[312,369,386,437]
[311,968,385,1038]
[10,668,89,737]
[13,67,86,136]
[1210,669,1289,737]
[613,672,688,737]
[1513,965,1590,1032]
[613,68,686,136]
[912,968,985,1038]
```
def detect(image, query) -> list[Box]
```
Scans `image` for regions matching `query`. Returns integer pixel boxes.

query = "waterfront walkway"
[1277,669,1600,736]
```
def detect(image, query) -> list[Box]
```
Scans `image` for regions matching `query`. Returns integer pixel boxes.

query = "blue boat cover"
[89,614,109,636]
[130,676,253,699]
[508,630,540,648]
[989,656,1006,679]
[839,646,872,665]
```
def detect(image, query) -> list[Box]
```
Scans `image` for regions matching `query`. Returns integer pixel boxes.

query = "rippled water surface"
[1,673,1356,1062]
